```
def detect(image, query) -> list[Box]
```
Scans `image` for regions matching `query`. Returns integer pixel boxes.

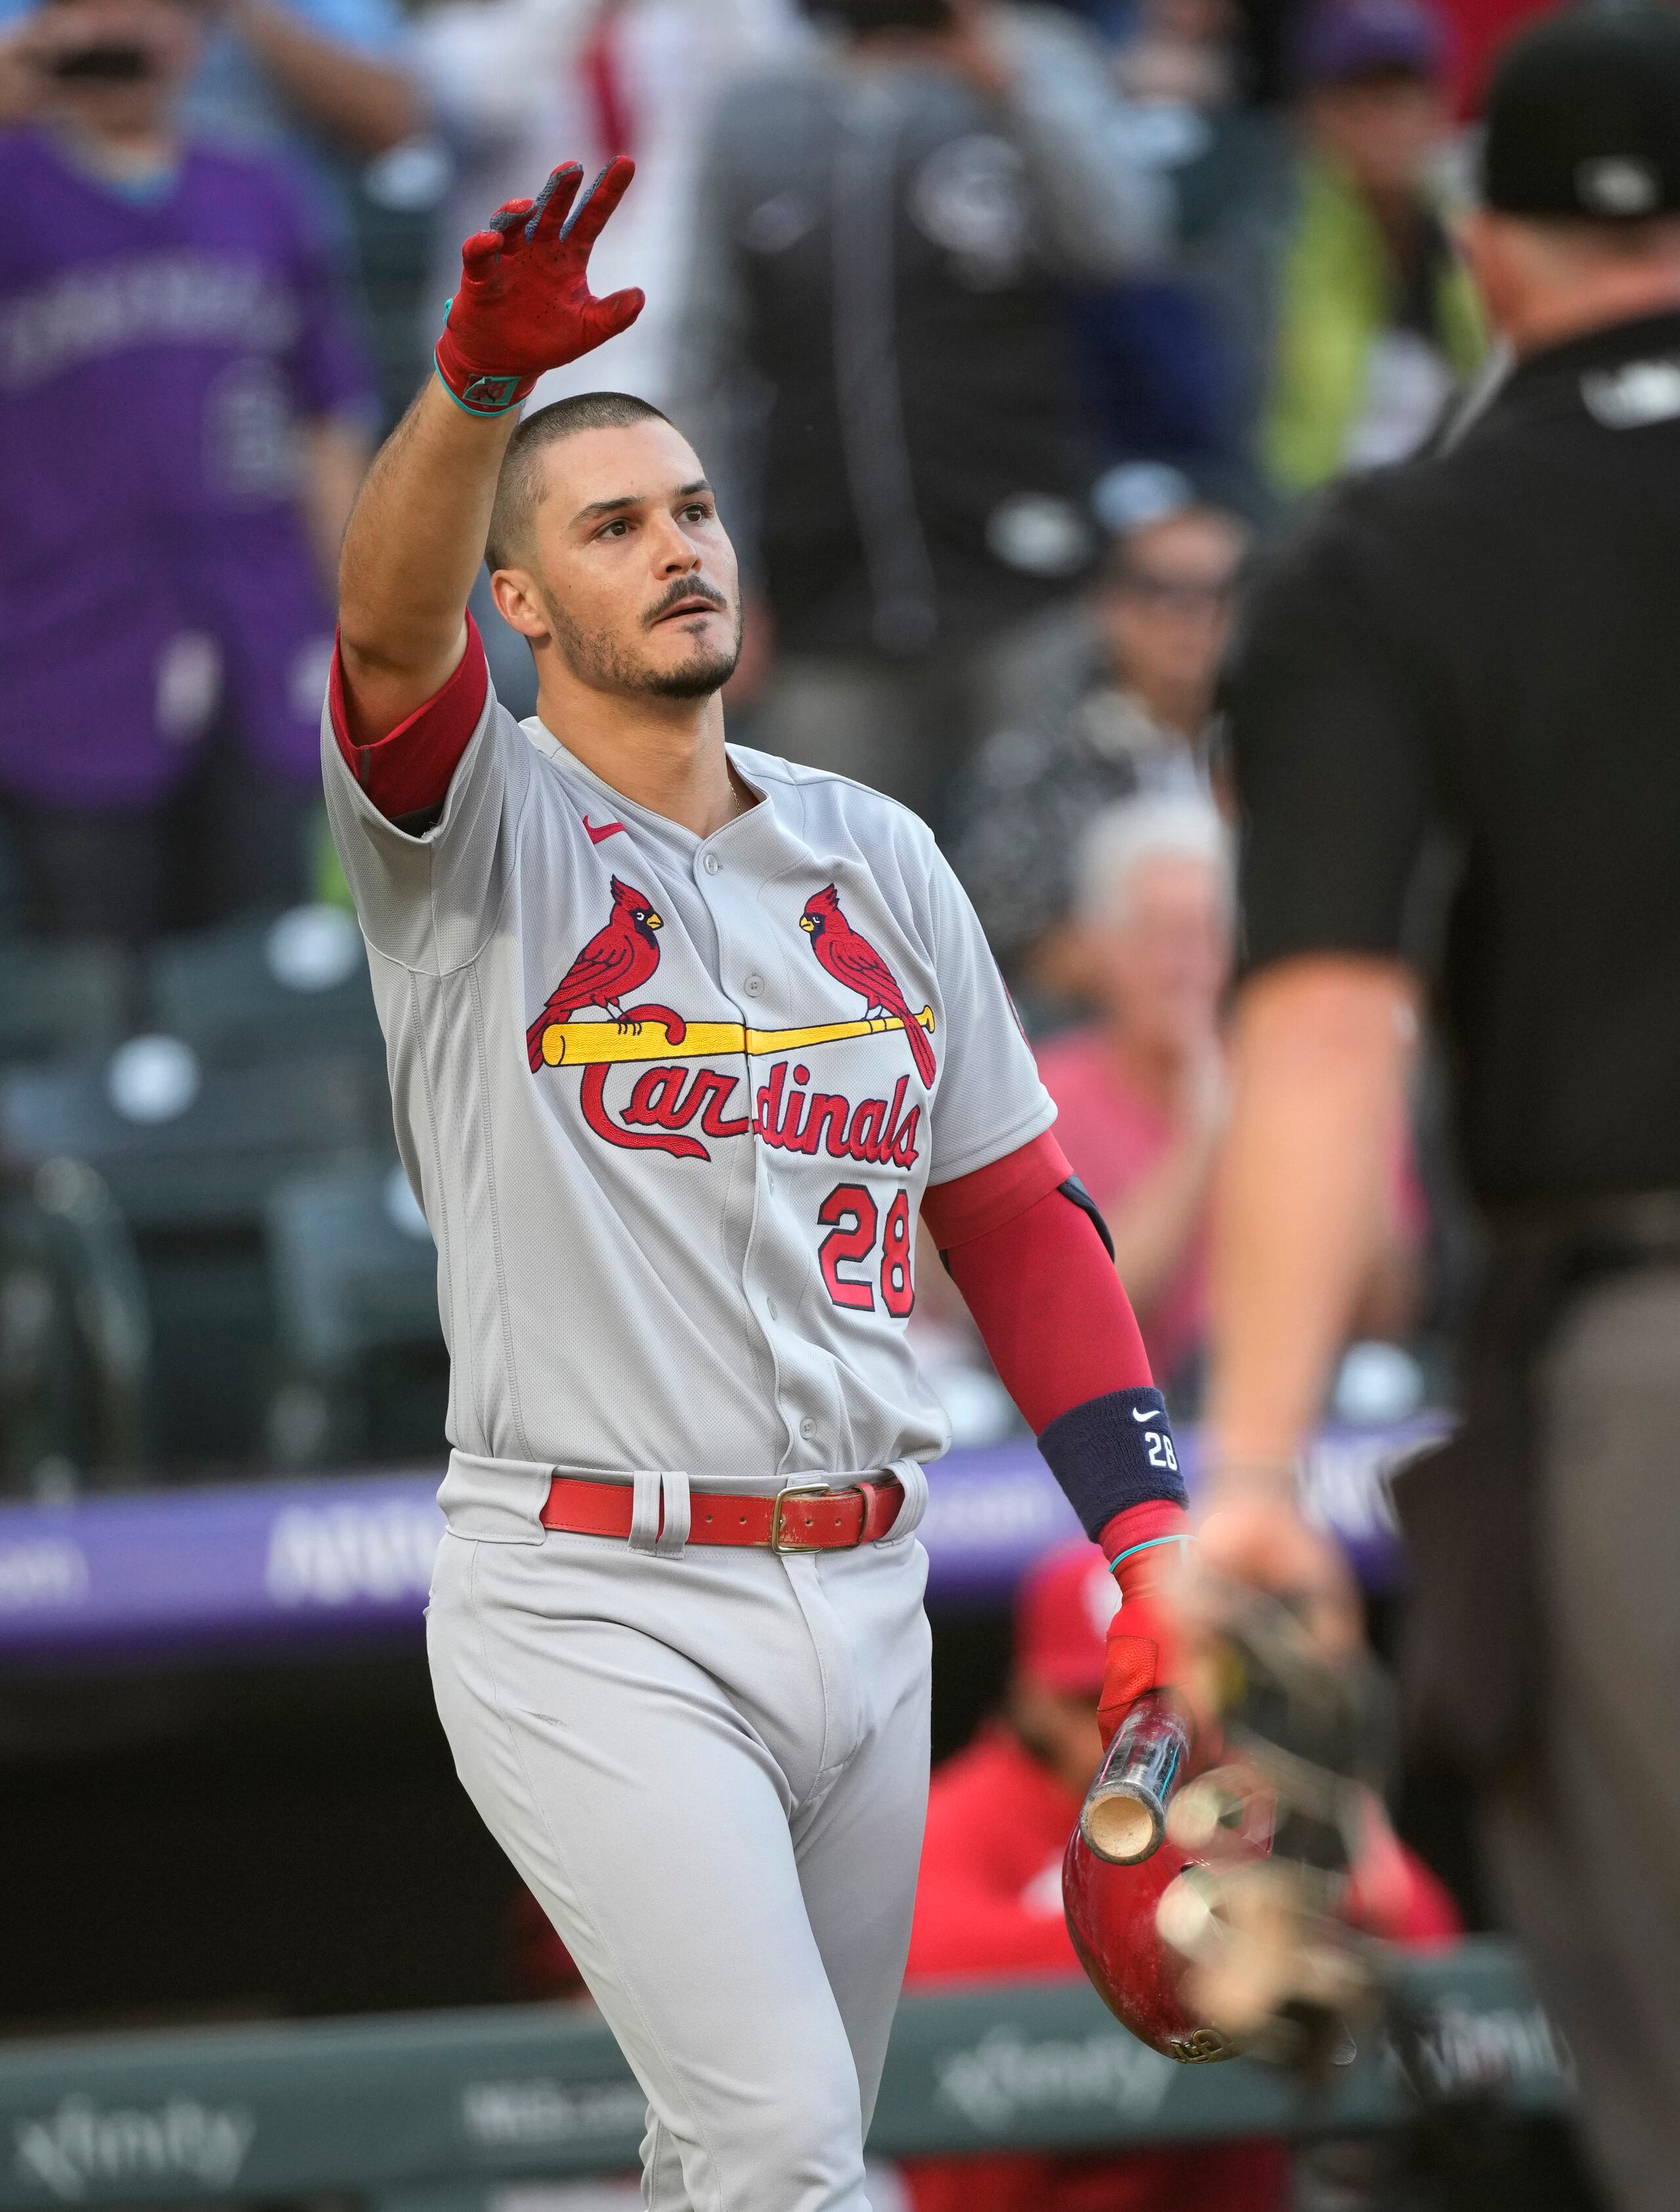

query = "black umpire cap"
[1482,6,1680,221]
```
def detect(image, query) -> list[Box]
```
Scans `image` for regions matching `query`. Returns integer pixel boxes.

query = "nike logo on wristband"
[1131,1407,1160,1424]
[583,817,625,845]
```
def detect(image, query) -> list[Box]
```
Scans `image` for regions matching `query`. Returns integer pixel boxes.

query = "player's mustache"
[644,577,730,626]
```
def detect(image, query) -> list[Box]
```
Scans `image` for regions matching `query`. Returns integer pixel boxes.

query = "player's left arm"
[923,1143,1190,1746]
[917,843,1187,1744]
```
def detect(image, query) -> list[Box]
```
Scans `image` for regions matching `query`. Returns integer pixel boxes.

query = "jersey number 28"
[817,1184,914,1318]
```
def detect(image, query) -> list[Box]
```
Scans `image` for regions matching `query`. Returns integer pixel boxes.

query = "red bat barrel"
[1062,1696,1257,2064]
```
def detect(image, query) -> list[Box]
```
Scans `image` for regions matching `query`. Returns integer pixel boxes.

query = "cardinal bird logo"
[801,884,936,1089]
[526,876,663,1072]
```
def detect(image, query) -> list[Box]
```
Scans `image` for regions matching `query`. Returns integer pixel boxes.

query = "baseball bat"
[539,1006,935,1068]
[1080,1694,1192,1864]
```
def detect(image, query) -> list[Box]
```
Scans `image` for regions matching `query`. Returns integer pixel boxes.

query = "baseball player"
[326,156,1188,2212]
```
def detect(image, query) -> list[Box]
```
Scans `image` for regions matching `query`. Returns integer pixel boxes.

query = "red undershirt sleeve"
[328,615,490,825]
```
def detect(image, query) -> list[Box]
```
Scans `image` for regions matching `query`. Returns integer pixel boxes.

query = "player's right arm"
[335,376,519,746]
[335,157,642,755]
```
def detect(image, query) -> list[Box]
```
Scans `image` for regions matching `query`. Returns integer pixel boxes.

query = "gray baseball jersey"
[322,674,1054,1531]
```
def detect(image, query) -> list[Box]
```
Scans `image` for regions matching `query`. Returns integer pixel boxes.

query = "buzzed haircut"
[485,391,674,573]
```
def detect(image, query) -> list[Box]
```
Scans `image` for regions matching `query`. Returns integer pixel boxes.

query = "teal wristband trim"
[432,358,526,417]
[1107,1534,1191,1576]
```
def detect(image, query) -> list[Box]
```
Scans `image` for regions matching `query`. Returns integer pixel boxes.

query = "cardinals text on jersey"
[527,879,938,1175]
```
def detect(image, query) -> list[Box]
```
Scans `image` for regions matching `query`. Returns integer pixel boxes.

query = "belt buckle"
[770,1483,840,1552]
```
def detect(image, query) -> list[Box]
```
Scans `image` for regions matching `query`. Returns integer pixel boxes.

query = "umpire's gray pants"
[1480,1268,1680,2212]
[427,1522,932,2212]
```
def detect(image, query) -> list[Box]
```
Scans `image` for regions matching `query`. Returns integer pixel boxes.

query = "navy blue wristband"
[1037,1385,1186,1543]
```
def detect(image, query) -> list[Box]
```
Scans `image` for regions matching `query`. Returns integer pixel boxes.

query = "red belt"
[540,1474,905,1552]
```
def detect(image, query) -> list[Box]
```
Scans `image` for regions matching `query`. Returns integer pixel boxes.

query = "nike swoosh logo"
[583,816,625,845]
[1131,1407,1160,1425]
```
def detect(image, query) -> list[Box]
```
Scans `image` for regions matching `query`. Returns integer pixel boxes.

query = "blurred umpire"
[1173,10,1680,2207]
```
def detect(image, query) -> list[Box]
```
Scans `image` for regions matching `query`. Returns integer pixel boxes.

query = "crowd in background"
[0,0,1549,1468]
[0,7,1610,2197]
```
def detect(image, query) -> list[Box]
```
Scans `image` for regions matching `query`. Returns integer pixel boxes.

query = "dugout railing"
[0,1940,1568,2210]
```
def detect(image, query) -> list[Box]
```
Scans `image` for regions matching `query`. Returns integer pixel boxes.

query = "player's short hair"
[486,391,675,573]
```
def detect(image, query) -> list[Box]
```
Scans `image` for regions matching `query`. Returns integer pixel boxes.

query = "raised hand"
[433,156,645,417]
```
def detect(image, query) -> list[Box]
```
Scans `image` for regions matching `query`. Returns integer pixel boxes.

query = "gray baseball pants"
[427,1517,933,2212]
[1480,1268,1680,2212]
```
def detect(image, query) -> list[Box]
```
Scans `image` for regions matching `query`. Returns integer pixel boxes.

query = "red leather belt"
[540,1474,904,1552]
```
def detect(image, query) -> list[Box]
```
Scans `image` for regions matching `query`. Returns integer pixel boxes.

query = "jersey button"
[799,1417,818,1441]
[744,973,765,998]
[767,1298,780,1321]
[702,853,721,875]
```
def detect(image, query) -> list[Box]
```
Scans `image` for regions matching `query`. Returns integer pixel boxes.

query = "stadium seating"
[265,1159,448,1466]
[0,1038,387,1469]
[146,905,383,1066]
[0,936,132,1069]
[0,1157,149,1496]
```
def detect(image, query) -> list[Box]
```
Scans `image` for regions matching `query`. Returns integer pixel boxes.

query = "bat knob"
[1081,1695,1191,1866]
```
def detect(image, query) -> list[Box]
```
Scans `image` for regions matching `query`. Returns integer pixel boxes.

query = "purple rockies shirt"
[0,127,375,806]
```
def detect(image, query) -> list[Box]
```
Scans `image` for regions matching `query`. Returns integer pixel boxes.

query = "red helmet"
[1061,1692,1276,2064]
[1063,1807,1255,2064]
[1064,1662,1404,2067]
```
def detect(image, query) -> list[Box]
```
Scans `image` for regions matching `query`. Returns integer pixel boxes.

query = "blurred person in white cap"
[1034,794,1425,1405]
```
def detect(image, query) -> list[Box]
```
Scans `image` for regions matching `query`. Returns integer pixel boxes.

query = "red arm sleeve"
[924,1133,1183,1562]
[328,616,490,824]
[923,1133,1152,1434]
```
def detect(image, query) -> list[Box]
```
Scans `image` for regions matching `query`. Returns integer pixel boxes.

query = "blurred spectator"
[1118,0,1245,114]
[0,0,376,938]
[1213,0,1484,501]
[1046,0,1272,493]
[675,0,1171,822]
[410,0,802,717]
[904,1537,1463,2208]
[505,1880,589,2000]
[901,1539,1297,2211]
[1035,797,1234,1401]
[1036,796,1427,1406]
[948,467,1248,986]
[0,0,417,198]
[186,0,415,173]
[412,0,802,416]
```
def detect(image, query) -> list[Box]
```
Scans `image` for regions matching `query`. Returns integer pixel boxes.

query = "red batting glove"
[434,156,646,417]
[1096,1499,1193,1750]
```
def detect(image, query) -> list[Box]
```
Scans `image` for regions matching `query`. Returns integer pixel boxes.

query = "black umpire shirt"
[1225,307,1680,1209]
